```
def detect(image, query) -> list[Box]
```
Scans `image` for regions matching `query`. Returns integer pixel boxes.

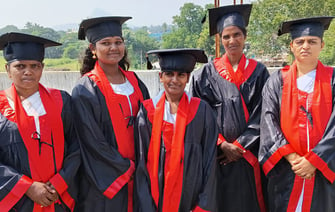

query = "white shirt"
[8,91,46,134]
[110,79,135,116]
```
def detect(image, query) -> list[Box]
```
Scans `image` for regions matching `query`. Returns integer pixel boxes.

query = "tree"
[125,27,160,69]
[0,25,20,35]
[248,0,335,64]
[60,32,87,59]
[197,4,216,59]
[22,22,62,58]
[162,3,206,49]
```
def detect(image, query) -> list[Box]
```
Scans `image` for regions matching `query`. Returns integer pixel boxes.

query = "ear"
[159,72,163,82]
[5,64,12,79]
[290,41,293,52]
[89,43,96,52]
[321,41,325,50]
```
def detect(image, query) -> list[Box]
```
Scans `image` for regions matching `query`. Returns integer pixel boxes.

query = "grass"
[0,58,80,72]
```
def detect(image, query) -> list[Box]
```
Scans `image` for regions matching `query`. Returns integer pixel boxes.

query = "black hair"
[220,26,247,37]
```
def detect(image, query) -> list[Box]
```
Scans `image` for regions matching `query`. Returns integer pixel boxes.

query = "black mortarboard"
[78,16,132,43]
[147,48,208,73]
[278,16,334,39]
[0,32,61,63]
[208,4,252,36]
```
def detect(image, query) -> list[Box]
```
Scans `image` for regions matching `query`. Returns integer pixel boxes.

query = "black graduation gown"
[134,94,218,212]
[72,73,149,212]
[0,90,80,211]
[190,60,269,212]
[259,68,335,212]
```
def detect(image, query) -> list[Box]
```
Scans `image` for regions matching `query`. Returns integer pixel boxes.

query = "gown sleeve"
[235,65,270,150]
[71,78,134,199]
[193,101,218,212]
[0,160,33,211]
[134,102,156,212]
[48,91,81,207]
[304,69,335,183]
[259,71,296,176]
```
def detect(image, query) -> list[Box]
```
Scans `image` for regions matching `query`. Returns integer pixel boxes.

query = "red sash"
[281,61,333,212]
[214,54,266,212]
[4,84,65,212]
[214,54,257,122]
[85,62,144,160]
[146,92,200,212]
[280,61,333,156]
[85,62,144,212]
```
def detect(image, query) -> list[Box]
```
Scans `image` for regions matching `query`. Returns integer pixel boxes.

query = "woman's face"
[221,25,246,58]
[91,36,125,65]
[159,71,190,97]
[6,60,43,93]
[290,36,324,63]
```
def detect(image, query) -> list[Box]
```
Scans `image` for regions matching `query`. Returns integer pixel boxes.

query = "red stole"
[280,61,333,156]
[214,54,267,212]
[85,62,144,160]
[214,54,257,122]
[8,84,64,212]
[147,92,198,212]
[85,62,144,212]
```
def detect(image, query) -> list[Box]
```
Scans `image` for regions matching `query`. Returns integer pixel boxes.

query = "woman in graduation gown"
[134,49,218,212]
[0,32,80,211]
[189,4,269,212]
[259,17,335,212]
[72,16,150,212]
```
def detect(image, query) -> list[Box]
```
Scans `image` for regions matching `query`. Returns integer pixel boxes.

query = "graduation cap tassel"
[146,54,153,70]
[201,14,207,24]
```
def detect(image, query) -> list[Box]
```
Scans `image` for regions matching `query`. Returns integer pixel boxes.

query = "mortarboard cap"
[78,16,132,43]
[208,4,252,36]
[147,48,208,73]
[0,32,61,63]
[278,16,334,39]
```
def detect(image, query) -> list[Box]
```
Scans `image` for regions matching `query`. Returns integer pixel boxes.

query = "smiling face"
[159,71,190,97]
[221,25,246,59]
[6,60,43,94]
[90,36,125,65]
[290,35,324,64]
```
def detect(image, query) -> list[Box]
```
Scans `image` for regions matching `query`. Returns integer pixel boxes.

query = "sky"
[1,0,252,30]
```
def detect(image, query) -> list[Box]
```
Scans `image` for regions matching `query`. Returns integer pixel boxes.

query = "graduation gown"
[190,54,269,212]
[134,91,218,212]
[0,84,80,211]
[71,63,149,212]
[259,61,335,212]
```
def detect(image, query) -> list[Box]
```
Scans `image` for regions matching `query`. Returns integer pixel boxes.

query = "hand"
[217,142,245,165]
[284,153,300,166]
[25,181,59,207]
[291,157,316,179]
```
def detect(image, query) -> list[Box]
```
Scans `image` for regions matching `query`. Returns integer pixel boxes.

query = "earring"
[92,51,97,59]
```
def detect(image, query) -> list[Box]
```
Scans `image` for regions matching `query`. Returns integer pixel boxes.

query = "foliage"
[43,58,80,71]
[21,22,63,58]
[0,57,6,72]
[248,0,335,64]
[125,27,160,70]
[59,32,87,59]
[162,3,208,49]
[0,0,335,70]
